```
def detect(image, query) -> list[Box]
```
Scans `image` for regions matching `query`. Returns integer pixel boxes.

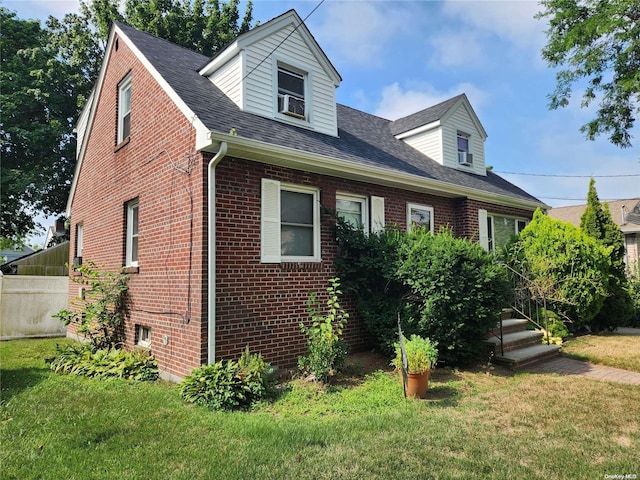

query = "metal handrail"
[501,262,551,346]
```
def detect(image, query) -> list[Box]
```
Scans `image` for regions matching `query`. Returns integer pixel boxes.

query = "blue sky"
[6,0,639,244]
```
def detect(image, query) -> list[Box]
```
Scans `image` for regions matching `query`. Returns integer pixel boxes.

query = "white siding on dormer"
[443,104,486,176]
[402,128,444,166]
[243,24,338,136]
[209,54,243,108]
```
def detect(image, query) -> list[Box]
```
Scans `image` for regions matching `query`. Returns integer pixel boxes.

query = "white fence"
[0,275,68,339]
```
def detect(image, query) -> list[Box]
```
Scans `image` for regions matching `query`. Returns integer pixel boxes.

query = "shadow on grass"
[0,366,50,404]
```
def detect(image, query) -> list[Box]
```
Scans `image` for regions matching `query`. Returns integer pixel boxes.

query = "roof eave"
[203,132,545,211]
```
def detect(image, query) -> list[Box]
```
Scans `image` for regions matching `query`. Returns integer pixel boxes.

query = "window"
[118,75,132,143]
[137,325,151,348]
[261,179,320,263]
[76,223,83,257]
[457,131,472,166]
[74,223,83,269]
[277,65,306,120]
[336,194,368,233]
[126,200,139,266]
[407,203,434,233]
[486,214,528,252]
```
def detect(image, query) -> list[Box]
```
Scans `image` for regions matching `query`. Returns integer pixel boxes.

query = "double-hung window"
[336,193,368,233]
[457,131,472,166]
[407,203,434,233]
[118,75,132,143]
[126,199,139,266]
[277,65,306,120]
[261,179,320,263]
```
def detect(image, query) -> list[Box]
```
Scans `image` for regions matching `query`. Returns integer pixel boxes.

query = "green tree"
[0,8,78,245]
[580,178,634,329]
[1,1,253,243]
[537,0,640,148]
[508,209,610,326]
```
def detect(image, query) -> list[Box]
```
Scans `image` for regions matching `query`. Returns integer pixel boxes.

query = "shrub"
[336,220,414,354]
[298,278,349,383]
[180,348,274,410]
[580,179,634,330]
[53,260,129,350]
[628,264,640,327]
[48,343,158,381]
[506,209,611,326]
[397,227,510,365]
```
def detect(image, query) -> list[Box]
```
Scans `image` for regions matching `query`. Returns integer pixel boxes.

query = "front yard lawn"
[561,332,640,373]
[1,338,638,479]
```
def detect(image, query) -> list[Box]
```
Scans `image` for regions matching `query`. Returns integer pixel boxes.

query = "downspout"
[207,141,228,364]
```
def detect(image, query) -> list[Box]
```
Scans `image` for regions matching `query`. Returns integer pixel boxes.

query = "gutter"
[203,132,547,211]
[207,141,228,364]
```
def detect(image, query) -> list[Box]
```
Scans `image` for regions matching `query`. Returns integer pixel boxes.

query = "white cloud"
[373,82,488,120]
[442,0,544,49]
[311,1,417,67]
[427,31,486,68]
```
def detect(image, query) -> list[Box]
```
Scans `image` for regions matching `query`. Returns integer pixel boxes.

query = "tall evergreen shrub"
[580,179,634,329]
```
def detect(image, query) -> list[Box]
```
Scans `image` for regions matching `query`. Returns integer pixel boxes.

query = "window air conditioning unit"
[458,151,473,166]
[279,94,305,119]
[73,256,82,269]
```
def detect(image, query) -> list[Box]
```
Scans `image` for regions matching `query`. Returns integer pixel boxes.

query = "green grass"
[1,338,639,479]
[562,333,640,372]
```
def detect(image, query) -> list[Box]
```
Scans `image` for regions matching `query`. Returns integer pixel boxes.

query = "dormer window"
[457,132,472,166]
[277,65,306,120]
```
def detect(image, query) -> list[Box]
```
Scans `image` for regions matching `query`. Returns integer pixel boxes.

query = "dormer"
[390,94,488,176]
[199,10,342,137]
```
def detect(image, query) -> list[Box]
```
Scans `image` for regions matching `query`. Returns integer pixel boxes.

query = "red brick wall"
[67,34,207,380]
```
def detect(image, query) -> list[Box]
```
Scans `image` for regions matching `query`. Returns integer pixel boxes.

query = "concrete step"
[485,329,543,354]
[493,344,561,370]
[491,319,529,336]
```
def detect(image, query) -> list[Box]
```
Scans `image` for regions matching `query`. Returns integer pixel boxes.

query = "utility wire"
[496,171,640,178]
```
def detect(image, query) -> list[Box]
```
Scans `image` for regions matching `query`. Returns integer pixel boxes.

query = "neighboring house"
[0,242,69,276]
[0,245,35,264]
[549,198,640,267]
[66,10,545,380]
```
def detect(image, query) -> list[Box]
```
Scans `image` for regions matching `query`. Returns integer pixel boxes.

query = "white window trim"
[117,74,132,144]
[126,199,139,267]
[137,325,151,348]
[407,203,434,233]
[261,179,321,263]
[76,223,83,258]
[336,193,368,234]
[272,57,313,127]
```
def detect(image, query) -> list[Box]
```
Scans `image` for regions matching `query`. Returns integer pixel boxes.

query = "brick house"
[66,10,545,380]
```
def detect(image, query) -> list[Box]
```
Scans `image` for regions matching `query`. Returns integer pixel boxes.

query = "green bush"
[180,348,274,410]
[298,278,349,383]
[336,220,415,354]
[53,260,129,350]
[48,343,158,381]
[397,227,510,365]
[506,209,611,326]
[628,264,640,327]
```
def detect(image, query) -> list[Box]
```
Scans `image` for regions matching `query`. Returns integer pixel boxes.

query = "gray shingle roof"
[115,22,543,207]
[389,94,465,136]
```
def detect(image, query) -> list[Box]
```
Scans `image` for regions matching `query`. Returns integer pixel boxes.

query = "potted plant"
[392,334,438,399]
